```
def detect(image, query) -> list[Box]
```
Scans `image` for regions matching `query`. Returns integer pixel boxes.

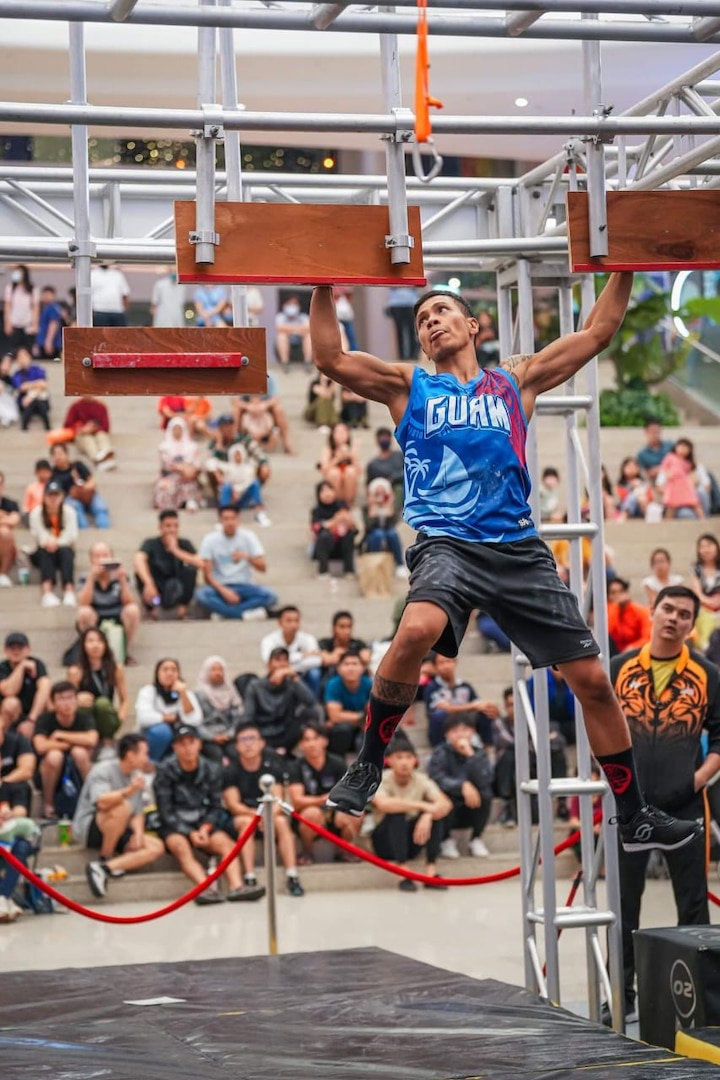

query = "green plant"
[599,387,680,427]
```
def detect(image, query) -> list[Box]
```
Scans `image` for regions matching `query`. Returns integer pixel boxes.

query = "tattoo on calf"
[374,675,418,706]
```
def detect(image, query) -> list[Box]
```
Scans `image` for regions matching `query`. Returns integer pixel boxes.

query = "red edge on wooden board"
[90,353,245,369]
[176,273,428,286]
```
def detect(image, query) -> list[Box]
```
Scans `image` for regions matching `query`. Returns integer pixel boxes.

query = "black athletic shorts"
[87,815,133,853]
[405,533,600,669]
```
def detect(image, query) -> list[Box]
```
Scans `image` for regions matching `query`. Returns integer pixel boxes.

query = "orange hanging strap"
[414,0,443,145]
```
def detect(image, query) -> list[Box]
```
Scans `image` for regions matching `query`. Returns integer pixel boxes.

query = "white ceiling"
[0,12,717,161]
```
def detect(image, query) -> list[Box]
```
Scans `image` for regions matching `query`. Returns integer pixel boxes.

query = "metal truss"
[0,0,714,1025]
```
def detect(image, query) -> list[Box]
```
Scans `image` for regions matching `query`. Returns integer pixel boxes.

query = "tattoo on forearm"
[374,675,418,706]
[502,353,531,372]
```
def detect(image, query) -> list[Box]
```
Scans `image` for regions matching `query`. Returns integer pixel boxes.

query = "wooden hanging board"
[567,190,720,272]
[174,201,426,286]
[64,327,266,396]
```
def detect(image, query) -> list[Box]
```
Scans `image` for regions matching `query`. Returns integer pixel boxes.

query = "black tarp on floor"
[1,947,720,1079]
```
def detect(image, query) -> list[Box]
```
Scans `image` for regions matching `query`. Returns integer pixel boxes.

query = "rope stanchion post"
[259,773,279,956]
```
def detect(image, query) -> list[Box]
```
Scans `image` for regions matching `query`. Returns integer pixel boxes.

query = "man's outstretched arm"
[309,286,411,411]
[507,272,634,411]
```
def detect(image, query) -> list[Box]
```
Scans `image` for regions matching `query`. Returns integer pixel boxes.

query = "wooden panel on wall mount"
[174,201,426,286]
[567,190,720,272]
[64,326,267,396]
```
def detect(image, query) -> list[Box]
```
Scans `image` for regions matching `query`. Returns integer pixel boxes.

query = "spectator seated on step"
[0,815,41,923]
[492,687,519,828]
[183,395,213,439]
[155,724,250,905]
[274,294,312,369]
[49,442,111,530]
[365,426,404,506]
[157,394,187,430]
[0,469,20,587]
[32,681,98,819]
[423,653,497,750]
[242,647,319,756]
[152,417,202,513]
[11,348,50,431]
[358,477,407,578]
[222,722,304,897]
[657,437,711,520]
[526,665,577,751]
[303,372,339,431]
[73,732,164,900]
[0,351,20,427]
[237,394,281,454]
[233,373,295,455]
[211,441,271,527]
[287,721,360,864]
[0,631,51,741]
[195,655,245,764]
[75,541,140,662]
[606,577,651,656]
[261,605,322,698]
[339,383,368,431]
[134,657,203,764]
[28,481,78,609]
[21,458,51,525]
[317,610,371,689]
[310,480,357,580]
[635,419,674,484]
[66,627,129,748]
[616,456,655,522]
[323,650,373,758]
[372,730,452,891]
[205,413,271,507]
[133,509,202,620]
[62,395,116,471]
[319,422,361,506]
[195,505,277,621]
[428,714,494,860]
[0,717,35,817]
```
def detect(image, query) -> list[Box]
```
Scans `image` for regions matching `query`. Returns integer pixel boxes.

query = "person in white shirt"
[275,296,312,368]
[150,269,186,328]
[134,657,203,763]
[195,505,277,620]
[90,264,130,327]
[260,604,322,697]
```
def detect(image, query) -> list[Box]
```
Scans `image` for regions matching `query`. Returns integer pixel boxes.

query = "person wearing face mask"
[275,295,312,369]
[3,265,40,353]
[366,427,405,508]
[150,267,187,328]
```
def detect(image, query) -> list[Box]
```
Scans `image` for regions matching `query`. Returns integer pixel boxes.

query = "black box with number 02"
[634,925,720,1049]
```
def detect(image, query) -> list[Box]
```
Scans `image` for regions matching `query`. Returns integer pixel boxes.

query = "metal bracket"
[384,233,415,251]
[388,106,415,144]
[189,229,221,246]
[68,239,97,259]
[586,103,615,145]
[200,103,225,140]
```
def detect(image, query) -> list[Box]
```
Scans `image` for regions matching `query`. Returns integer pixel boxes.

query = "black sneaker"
[99,856,125,880]
[85,860,108,898]
[326,761,382,816]
[398,878,418,892]
[619,805,702,853]
[227,884,266,902]
[600,999,638,1027]
[194,891,225,906]
[286,875,304,898]
[424,874,448,890]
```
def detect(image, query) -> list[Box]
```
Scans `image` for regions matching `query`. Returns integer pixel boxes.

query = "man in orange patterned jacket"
[608,584,720,1025]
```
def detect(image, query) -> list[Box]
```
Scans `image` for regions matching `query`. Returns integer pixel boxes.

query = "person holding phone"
[76,541,141,662]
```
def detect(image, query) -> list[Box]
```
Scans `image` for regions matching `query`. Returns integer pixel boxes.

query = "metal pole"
[505,10,546,35]
[193,0,219,266]
[582,16,608,257]
[259,774,279,956]
[311,2,350,29]
[380,11,413,266]
[68,21,93,328]
[218,0,248,327]
[107,0,140,21]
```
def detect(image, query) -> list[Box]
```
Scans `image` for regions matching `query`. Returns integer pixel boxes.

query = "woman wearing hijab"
[195,656,245,762]
[152,416,202,512]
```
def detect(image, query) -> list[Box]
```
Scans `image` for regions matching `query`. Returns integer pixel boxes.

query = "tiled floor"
[2,877,717,1019]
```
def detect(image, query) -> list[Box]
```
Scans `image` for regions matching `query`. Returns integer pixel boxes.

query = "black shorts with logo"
[405,533,600,669]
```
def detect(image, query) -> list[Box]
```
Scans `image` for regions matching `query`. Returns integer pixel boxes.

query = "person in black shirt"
[49,443,110,529]
[310,480,356,577]
[287,722,360,863]
[132,509,202,619]
[0,470,20,586]
[0,631,50,739]
[223,723,304,897]
[365,427,404,507]
[32,681,98,818]
[242,647,318,754]
[317,610,371,687]
[155,725,261,904]
[0,723,35,814]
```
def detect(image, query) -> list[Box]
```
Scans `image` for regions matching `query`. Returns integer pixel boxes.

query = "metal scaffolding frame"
[3,0,720,1029]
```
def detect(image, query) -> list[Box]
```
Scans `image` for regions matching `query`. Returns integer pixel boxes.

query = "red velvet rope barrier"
[289,808,588,885]
[0,813,261,925]
[709,890,720,907]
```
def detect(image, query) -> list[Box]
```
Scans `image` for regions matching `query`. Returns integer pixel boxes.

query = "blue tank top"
[395,366,537,544]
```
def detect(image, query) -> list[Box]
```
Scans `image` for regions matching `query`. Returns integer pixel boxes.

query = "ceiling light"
[514,97,529,108]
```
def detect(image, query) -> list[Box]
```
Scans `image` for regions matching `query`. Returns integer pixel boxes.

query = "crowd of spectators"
[3,268,720,923]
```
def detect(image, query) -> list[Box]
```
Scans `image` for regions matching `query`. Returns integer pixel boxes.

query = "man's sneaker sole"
[324,796,364,817]
[621,829,700,853]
